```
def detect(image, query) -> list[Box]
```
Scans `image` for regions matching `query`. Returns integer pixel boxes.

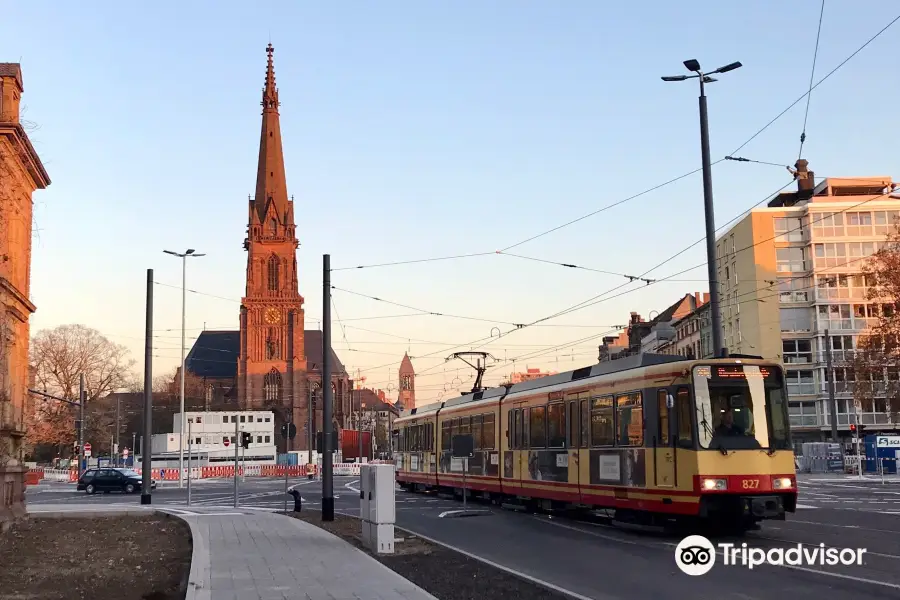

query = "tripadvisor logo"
[675,535,866,576]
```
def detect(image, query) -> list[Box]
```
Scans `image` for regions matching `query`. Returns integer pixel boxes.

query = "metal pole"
[115,397,120,467]
[141,269,154,505]
[322,254,334,521]
[234,420,239,508]
[78,374,85,474]
[284,420,290,513]
[698,78,724,357]
[132,432,136,467]
[825,330,840,443]
[187,420,192,506]
[308,388,314,479]
[358,390,364,500]
[463,457,467,513]
[179,255,186,488]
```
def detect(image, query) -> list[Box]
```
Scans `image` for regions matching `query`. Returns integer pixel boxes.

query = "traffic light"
[240,431,252,449]
[850,424,856,433]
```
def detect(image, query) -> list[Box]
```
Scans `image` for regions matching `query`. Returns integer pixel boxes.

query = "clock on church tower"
[264,307,281,324]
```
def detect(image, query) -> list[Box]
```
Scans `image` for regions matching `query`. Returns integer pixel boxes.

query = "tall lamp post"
[163,248,206,488]
[662,58,742,358]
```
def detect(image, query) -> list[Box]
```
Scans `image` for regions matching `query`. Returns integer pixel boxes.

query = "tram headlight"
[701,478,727,491]
[773,477,793,489]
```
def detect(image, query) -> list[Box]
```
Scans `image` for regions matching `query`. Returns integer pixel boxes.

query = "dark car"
[77,468,157,494]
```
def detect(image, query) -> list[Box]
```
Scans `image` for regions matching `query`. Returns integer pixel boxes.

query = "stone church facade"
[179,45,350,453]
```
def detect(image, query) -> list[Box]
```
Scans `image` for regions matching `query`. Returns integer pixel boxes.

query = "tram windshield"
[692,364,790,451]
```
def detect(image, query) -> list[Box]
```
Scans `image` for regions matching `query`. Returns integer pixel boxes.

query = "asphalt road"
[26,474,900,600]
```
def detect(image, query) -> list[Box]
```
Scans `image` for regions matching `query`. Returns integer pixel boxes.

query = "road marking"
[795,504,818,509]
[438,509,491,518]
[387,522,599,600]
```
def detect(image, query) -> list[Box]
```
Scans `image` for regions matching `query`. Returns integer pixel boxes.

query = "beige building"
[507,367,558,384]
[715,162,900,444]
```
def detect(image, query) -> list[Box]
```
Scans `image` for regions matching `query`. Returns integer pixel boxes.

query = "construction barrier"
[29,460,342,482]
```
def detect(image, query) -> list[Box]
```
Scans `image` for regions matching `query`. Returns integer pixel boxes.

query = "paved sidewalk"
[184,510,438,600]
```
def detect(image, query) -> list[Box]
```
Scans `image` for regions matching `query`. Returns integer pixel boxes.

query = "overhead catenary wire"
[334,13,900,273]
[798,0,826,160]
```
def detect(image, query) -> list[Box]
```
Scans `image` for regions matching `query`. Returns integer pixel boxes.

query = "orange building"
[508,367,558,384]
[0,63,50,522]
[180,45,350,453]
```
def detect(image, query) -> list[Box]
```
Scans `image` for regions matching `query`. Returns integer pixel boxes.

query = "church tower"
[237,44,307,427]
[398,353,415,411]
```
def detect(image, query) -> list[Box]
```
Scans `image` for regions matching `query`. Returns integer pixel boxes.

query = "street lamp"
[661,59,742,358]
[163,248,206,488]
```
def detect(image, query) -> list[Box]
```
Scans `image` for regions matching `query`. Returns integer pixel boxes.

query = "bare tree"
[28,325,136,450]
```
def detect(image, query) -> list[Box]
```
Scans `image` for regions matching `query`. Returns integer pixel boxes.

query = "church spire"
[252,43,291,227]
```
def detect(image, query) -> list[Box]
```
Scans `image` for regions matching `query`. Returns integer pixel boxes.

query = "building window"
[874,210,900,235]
[257,436,263,444]
[813,243,847,269]
[265,435,270,443]
[264,368,282,402]
[267,254,280,292]
[779,277,810,303]
[205,385,213,404]
[776,247,808,273]
[817,304,852,331]
[783,340,812,364]
[240,415,246,423]
[195,437,201,444]
[786,370,816,396]
[811,212,845,237]
[774,216,805,242]
[788,402,818,427]
[845,211,873,237]
[780,307,812,332]
[265,417,271,422]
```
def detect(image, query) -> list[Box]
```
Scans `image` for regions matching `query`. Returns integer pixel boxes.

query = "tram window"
[567,401,579,448]
[483,413,496,449]
[548,402,566,448]
[616,393,643,446]
[676,388,693,447]
[529,406,547,448]
[441,420,451,451]
[507,411,513,448]
[472,415,483,450]
[590,396,615,446]
[459,416,471,438]
[657,390,670,446]
[580,399,590,447]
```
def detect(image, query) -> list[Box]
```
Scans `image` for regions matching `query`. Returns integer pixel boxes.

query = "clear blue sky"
[4,1,899,402]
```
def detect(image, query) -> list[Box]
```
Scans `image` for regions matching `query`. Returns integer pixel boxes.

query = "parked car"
[76,468,157,494]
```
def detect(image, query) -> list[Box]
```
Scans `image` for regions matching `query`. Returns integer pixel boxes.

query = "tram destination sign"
[699,365,775,380]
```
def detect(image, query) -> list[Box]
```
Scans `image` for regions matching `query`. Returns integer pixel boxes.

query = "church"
[178,45,355,453]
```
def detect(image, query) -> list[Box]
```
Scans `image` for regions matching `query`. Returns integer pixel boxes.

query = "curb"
[176,514,211,600]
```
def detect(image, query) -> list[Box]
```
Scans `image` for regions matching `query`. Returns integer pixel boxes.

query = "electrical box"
[360,464,396,554]
[370,464,395,525]
[360,463,372,522]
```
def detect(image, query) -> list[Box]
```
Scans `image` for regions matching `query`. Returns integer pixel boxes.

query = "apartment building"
[715,161,900,445]
[659,300,712,359]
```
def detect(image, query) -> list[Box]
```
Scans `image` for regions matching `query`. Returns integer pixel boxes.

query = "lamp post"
[662,59,742,358]
[163,248,206,488]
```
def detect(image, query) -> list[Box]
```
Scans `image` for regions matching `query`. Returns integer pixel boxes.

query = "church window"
[205,385,214,403]
[270,217,277,235]
[267,254,279,292]
[264,368,282,402]
[402,375,411,391]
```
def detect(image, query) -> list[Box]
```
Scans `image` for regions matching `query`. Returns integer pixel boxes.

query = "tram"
[393,353,797,531]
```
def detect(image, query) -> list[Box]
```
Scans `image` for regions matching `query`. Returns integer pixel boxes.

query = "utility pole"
[187,419,192,506]
[661,59,742,358]
[358,388,363,464]
[141,269,154,505]
[322,254,334,521]
[78,373,85,474]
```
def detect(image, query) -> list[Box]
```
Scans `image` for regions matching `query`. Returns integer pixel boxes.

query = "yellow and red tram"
[393,354,797,530]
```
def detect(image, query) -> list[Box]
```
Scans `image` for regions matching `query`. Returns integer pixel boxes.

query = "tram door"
[505,405,526,494]
[655,389,675,487]
[565,395,582,494]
